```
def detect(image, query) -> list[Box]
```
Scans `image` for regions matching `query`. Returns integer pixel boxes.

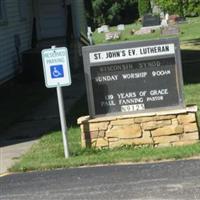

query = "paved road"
[1,159,200,200]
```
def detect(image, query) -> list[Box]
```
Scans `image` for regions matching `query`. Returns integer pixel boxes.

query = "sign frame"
[82,38,185,118]
[41,46,71,88]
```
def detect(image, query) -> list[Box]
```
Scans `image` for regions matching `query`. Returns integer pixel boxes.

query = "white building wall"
[0,0,32,83]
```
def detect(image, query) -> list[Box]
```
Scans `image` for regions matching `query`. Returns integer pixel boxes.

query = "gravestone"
[161,19,168,27]
[105,32,121,41]
[161,25,179,35]
[143,14,160,27]
[134,27,153,35]
[87,26,93,45]
[177,17,187,24]
[168,15,179,25]
[117,24,125,31]
[97,25,109,33]
[82,38,184,117]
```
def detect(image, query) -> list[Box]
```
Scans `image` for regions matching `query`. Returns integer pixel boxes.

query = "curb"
[0,172,13,177]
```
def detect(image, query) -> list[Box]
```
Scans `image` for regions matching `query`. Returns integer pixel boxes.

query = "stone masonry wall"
[78,106,199,149]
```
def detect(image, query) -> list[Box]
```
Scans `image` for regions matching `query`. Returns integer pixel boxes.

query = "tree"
[84,0,95,30]
[183,0,200,17]
[154,0,200,17]
[91,0,138,27]
[138,0,152,17]
[154,0,183,16]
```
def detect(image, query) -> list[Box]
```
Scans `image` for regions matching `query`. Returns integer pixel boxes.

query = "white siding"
[0,0,32,83]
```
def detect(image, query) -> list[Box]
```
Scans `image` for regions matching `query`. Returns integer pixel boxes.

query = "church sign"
[82,38,184,117]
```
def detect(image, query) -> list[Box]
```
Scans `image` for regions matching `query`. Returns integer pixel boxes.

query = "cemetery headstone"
[161,19,168,27]
[87,27,93,45]
[105,32,121,41]
[161,25,179,35]
[160,12,165,20]
[134,27,153,35]
[168,15,178,25]
[117,24,125,31]
[165,13,169,21]
[143,14,161,27]
[97,25,109,33]
[101,25,109,32]
[97,27,102,33]
[176,17,187,24]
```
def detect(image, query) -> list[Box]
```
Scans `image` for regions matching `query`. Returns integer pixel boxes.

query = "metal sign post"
[56,84,69,158]
[41,46,71,158]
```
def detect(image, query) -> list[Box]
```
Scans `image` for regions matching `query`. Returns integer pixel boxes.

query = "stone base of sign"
[77,105,199,149]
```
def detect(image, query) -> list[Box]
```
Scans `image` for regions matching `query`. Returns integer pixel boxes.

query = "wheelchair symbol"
[50,65,64,79]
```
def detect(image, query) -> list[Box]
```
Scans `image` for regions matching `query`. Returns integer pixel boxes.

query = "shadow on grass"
[182,38,200,47]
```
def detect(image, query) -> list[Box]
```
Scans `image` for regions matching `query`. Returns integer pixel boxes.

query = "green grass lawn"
[10,128,200,172]
[10,17,200,172]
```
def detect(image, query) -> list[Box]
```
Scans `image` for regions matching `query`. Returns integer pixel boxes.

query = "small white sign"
[41,47,71,88]
[89,44,175,63]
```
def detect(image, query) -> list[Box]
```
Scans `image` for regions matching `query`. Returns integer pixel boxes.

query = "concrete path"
[0,73,86,175]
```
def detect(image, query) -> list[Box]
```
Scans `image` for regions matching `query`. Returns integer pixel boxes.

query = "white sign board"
[89,44,175,63]
[41,47,71,88]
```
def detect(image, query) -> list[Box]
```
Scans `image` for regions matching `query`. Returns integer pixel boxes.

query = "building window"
[18,0,28,20]
[0,0,7,23]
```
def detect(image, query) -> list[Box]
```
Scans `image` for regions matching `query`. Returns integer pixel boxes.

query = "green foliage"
[154,0,183,16]
[84,0,94,29]
[154,0,200,16]
[138,0,152,17]
[91,0,138,26]
[184,0,200,17]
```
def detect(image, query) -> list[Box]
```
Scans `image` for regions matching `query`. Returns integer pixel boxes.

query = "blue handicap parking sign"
[50,65,64,79]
